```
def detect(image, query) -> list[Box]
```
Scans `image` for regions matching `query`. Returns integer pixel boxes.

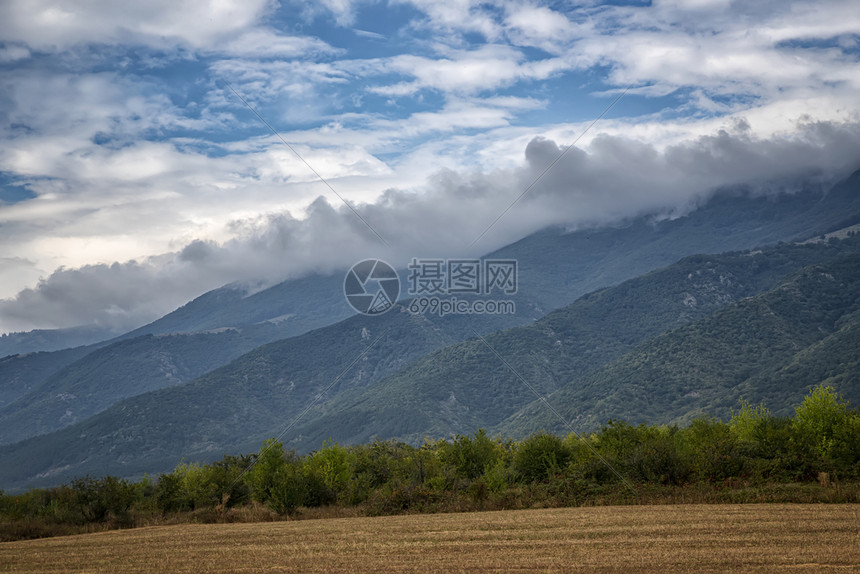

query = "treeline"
[2,385,859,540]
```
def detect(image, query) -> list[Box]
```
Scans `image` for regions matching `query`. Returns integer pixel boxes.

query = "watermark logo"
[344,259,400,315]
[406,258,517,317]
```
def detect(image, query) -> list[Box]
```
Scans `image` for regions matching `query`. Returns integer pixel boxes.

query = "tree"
[439,430,501,480]
[245,438,332,514]
[677,418,746,482]
[246,439,294,513]
[306,441,353,499]
[67,476,136,523]
[729,400,771,444]
[792,385,850,460]
[513,432,571,482]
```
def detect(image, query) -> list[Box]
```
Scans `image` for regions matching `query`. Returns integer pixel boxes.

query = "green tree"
[67,476,136,523]
[246,439,293,513]
[513,432,571,482]
[155,461,226,512]
[306,442,353,499]
[730,400,772,444]
[439,430,501,480]
[792,385,850,460]
[246,438,333,514]
[209,454,254,508]
[676,418,746,482]
[155,471,186,514]
[829,411,860,473]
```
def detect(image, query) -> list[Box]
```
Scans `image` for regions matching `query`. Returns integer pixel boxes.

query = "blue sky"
[0,0,859,334]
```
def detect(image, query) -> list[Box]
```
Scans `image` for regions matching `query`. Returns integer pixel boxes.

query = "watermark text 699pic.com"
[407,258,517,316]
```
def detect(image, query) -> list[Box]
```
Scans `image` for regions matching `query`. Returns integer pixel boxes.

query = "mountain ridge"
[2,235,858,490]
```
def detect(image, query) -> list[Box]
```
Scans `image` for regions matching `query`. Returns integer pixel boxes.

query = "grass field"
[2,504,858,573]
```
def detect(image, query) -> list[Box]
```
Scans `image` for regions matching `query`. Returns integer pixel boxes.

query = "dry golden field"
[1,504,858,573]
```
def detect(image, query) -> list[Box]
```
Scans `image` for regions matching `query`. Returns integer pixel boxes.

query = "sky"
[0,0,859,335]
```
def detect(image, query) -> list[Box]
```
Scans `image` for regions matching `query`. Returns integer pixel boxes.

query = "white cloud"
[0,0,338,60]
[316,0,362,27]
[394,0,860,114]
[504,4,579,53]
[211,28,340,58]
[359,45,569,96]
[0,0,274,51]
[1,0,859,335]
[2,118,858,333]
[394,0,504,42]
[580,0,860,101]
[209,58,354,126]
[353,29,386,40]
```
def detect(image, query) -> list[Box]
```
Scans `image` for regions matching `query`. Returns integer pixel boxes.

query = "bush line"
[2,384,859,541]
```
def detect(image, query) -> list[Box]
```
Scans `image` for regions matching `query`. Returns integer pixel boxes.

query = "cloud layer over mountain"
[0,0,858,333]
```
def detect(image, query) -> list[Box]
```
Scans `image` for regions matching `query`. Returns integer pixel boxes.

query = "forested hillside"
[2,236,858,490]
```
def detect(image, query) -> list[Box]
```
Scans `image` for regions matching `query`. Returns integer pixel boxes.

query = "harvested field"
[2,504,858,573]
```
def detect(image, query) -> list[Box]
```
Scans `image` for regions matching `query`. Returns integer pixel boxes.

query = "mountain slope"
[102,169,860,338]
[493,171,860,312]
[0,286,546,446]
[499,253,860,436]
[0,325,118,358]
[122,273,353,339]
[0,346,95,409]
[0,327,294,445]
[3,170,857,438]
[3,237,858,490]
[286,238,860,448]
[0,306,481,489]
[1,172,859,489]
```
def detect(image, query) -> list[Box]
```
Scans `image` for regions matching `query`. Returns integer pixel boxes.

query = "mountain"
[491,171,860,312]
[287,237,860,448]
[2,234,858,490]
[0,327,297,445]
[0,346,95,409]
[0,304,495,489]
[1,171,859,489]
[0,280,545,447]
[0,326,117,357]
[11,169,853,351]
[498,253,860,436]
[121,273,353,339]
[4,171,859,431]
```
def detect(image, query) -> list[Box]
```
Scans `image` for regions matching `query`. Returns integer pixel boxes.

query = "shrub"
[305,442,353,500]
[830,411,860,476]
[730,400,772,444]
[207,454,254,508]
[513,432,571,482]
[155,471,186,514]
[439,429,501,480]
[350,440,418,489]
[574,422,687,486]
[677,418,747,482]
[482,459,510,493]
[791,385,851,460]
[246,438,334,514]
[67,476,136,523]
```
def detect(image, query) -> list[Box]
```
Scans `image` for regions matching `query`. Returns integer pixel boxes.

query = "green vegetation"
[2,237,859,491]
[2,385,858,542]
[0,330,277,445]
[292,244,860,448]
[502,253,860,436]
